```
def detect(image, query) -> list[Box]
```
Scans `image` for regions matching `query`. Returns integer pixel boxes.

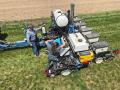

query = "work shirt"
[48,37,62,47]
[54,38,62,46]
[26,29,36,42]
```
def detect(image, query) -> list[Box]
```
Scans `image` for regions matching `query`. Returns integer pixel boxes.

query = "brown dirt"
[0,0,120,21]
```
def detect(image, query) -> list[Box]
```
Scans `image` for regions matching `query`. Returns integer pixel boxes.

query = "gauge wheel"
[95,57,103,64]
[61,70,71,76]
[50,74,55,77]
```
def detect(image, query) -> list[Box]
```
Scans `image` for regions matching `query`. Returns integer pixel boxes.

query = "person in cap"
[26,24,39,56]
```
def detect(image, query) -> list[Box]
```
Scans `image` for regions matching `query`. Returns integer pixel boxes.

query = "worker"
[26,24,39,56]
[0,29,8,41]
[45,37,65,55]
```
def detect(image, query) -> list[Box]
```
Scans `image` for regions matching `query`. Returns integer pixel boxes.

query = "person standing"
[26,24,39,56]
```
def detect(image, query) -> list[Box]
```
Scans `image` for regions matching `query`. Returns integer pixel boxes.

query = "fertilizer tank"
[53,9,68,27]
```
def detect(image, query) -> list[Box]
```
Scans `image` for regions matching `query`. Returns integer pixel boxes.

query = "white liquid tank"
[53,9,68,27]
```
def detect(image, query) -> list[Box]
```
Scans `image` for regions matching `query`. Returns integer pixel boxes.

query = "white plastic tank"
[53,9,68,27]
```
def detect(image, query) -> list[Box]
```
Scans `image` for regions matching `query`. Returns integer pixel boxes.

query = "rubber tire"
[95,57,103,64]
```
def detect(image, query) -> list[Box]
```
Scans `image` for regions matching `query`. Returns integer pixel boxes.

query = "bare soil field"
[0,0,120,21]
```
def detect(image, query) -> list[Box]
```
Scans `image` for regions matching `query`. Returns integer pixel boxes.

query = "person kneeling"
[45,37,65,55]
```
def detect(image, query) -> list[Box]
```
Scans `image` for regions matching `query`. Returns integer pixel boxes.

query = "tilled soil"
[0,0,120,21]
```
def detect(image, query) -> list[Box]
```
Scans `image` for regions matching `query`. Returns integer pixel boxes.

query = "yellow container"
[78,51,94,64]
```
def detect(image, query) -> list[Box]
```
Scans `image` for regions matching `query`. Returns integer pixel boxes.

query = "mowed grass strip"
[0,11,120,90]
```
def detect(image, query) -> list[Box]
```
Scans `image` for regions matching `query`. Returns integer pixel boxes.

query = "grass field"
[0,11,120,90]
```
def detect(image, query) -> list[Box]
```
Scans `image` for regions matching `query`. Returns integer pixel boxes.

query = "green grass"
[0,11,120,90]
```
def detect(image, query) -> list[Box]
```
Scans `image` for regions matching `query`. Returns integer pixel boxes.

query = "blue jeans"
[31,42,39,56]
[46,42,52,52]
